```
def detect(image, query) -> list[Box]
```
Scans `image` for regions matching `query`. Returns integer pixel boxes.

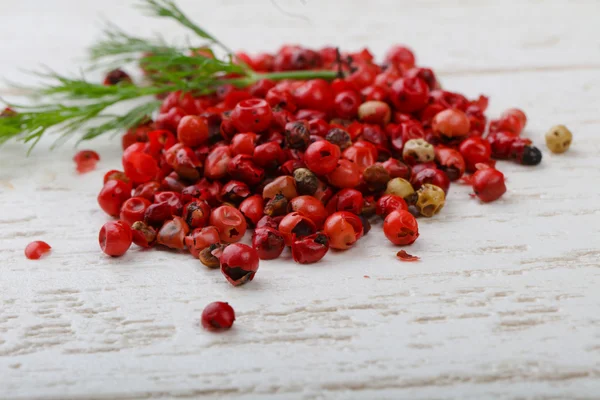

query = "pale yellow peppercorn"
[545,125,572,154]
[385,177,415,199]
[415,184,445,217]
[403,138,435,164]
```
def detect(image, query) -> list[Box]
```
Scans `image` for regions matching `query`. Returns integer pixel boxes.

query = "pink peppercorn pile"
[96,44,542,286]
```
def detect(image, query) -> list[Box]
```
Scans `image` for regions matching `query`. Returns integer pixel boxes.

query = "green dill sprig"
[0,0,337,151]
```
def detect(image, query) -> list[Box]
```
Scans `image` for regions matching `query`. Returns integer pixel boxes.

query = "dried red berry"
[209,205,247,243]
[97,179,131,217]
[291,233,329,264]
[120,197,152,226]
[99,221,132,257]
[252,227,285,260]
[323,211,364,250]
[383,210,419,246]
[220,243,260,286]
[73,150,100,174]
[201,302,235,331]
[471,168,506,203]
[157,216,190,250]
[278,212,317,246]
[185,226,221,258]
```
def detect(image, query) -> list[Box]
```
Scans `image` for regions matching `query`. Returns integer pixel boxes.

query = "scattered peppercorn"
[545,125,572,154]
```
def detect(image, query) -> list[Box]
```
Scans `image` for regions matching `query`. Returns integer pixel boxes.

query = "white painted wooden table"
[1,1,599,399]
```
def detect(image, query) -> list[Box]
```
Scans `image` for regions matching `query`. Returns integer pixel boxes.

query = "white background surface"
[1,1,600,399]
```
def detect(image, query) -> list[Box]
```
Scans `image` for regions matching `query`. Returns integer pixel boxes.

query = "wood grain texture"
[1,1,599,399]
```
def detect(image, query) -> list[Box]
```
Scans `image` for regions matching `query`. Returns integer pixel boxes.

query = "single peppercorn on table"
[1,1,600,399]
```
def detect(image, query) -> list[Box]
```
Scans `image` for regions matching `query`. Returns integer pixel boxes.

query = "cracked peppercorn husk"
[415,183,445,217]
[199,243,224,269]
[545,125,572,154]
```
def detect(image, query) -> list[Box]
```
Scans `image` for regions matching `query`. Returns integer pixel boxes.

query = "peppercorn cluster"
[94,44,542,285]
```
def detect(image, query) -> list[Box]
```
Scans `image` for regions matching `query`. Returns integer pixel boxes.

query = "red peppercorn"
[256,215,283,230]
[182,199,211,229]
[432,109,471,139]
[154,191,184,216]
[502,108,527,128]
[333,90,362,119]
[304,140,341,176]
[412,168,450,194]
[155,106,188,132]
[266,89,296,111]
[103,68,132,86]
[131,221,157,248]
[459,137,492,172]
[346,63,378,90]
[164,143,202,181]
[220,243,260,286]
[435,147,466,181]
[326,159,362,189]
[253,142,285,170]
[323,211,364,250]
[278,212,317,246]
[230,132,258,156]
[390,77,429,113]
[204,145,232,180]
[381,158,412,180]
[294,79,333,112]
[99,221,133,257]
[291,233,329,264]
[376,194,408,217]
[385,45,416,69]
[342,144,376,172]
[252,227,286,260]
[226,154,265,186]
[489,114,523,135]
[97,179,131,217]
[131,181,159,201]
[472,168,507,203]
[147,130,176,156]
[326,188,364,215]
[383,210,419,245]
[25,241,52,260]
[73,150,100,174]
[362,85,388,102]
[120,197,152,226]
[230,98,273,133]
[177,115,209,148]
[405,67,438,90]
[160,91,199,115]
[209,205,247,243]
[201,302,235,331]
[156,216,190,250]
[288,195,329,228]
[220,180,251,204]
[239,195,265,226]
[185,226,220,258]
[122,143,159,184]
[144,202,174,228]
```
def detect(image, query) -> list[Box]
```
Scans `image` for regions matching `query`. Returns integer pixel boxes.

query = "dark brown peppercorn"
[293,168,319,195]
[285,120,310,150]
[363,164,390,192]
[325,128,352,150]
[263,193,289,217]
